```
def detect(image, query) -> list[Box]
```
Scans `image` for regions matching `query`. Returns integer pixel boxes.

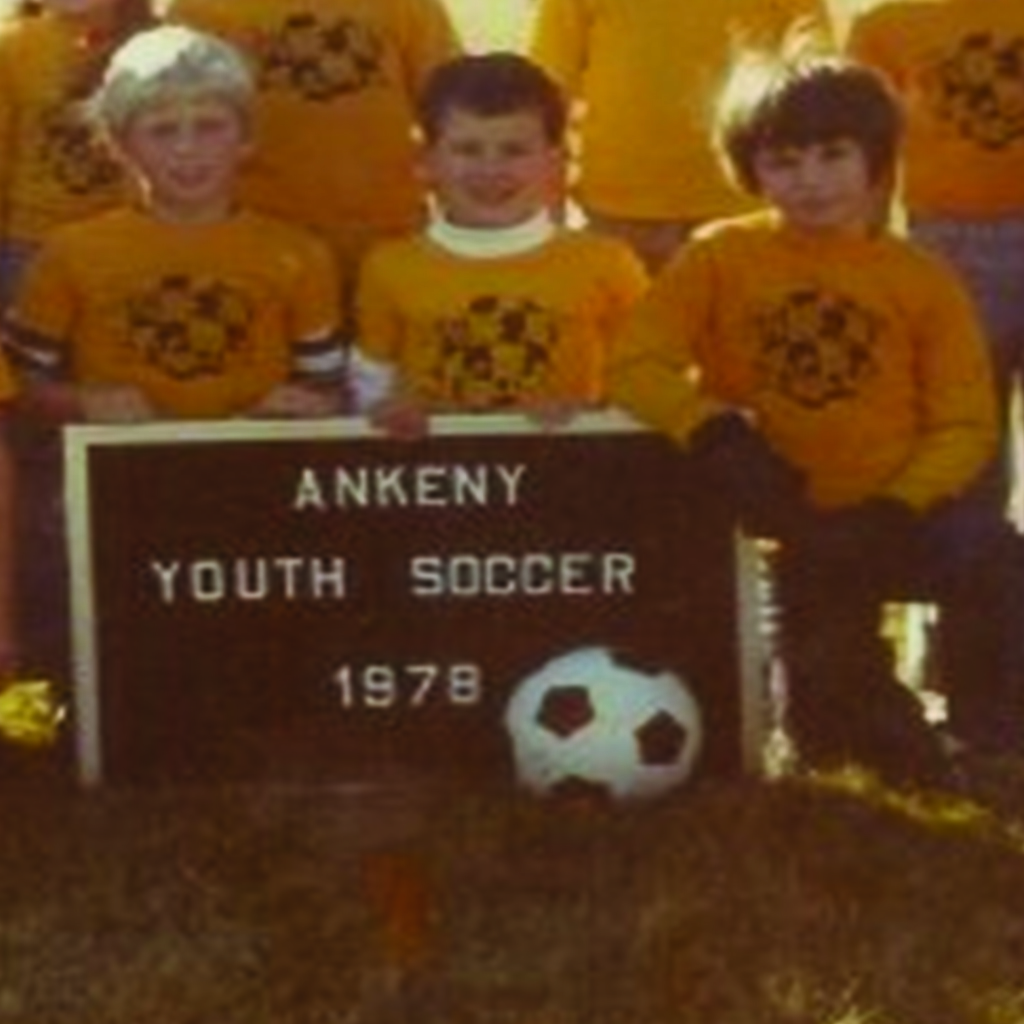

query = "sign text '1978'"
[331,662,485,710]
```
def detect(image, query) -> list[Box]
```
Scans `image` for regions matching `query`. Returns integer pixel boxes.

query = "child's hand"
[249,383,341,419]
[369,395,430,441]
[78,383,157,424]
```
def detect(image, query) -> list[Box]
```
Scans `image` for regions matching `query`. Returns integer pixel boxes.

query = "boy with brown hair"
[610,48,1024,782]
[353,52,648,438]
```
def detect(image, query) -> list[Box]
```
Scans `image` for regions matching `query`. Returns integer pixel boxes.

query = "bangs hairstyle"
[716,53,904,194]
[90,25,254,138]
[418,52,567,146]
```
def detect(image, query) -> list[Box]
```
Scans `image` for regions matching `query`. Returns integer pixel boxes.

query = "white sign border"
[64,411,766,786]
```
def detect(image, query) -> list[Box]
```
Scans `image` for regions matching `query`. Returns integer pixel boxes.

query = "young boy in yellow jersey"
[4,24,345,422]
[610,50,1024,782]
[353,52,648,439]
[2,25,345,680]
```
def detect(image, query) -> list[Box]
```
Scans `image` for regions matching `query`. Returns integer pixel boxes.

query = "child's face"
[752,138,879,235]
[421,106,563,229]
[117,95,252,224]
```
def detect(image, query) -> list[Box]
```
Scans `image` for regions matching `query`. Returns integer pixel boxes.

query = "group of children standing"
[0,0,1022,788]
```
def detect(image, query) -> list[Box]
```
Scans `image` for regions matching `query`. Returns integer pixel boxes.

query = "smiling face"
[116,94,252,224]
[420,106,564,229]
[751,137,879,236]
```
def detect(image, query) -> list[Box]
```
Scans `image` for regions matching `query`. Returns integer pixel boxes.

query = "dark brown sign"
[65,414,758,787]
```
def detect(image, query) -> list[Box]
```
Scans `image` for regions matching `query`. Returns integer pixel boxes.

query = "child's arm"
[347,345,429,439]
[247,327,347,419]
[608,245,730,442]
[3,333,156,425]
[246,381,341,419]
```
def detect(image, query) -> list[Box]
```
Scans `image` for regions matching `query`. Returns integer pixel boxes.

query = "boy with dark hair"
[353,52,647,438]
[416,48,567,148]
[610,50,1024,783]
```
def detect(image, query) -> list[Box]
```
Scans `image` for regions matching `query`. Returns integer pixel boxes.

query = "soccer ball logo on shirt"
[754,286,883,411]
[125,274,255,381]
[928,32,1024,150]
[260,13,386,102]
[433,293,557,408]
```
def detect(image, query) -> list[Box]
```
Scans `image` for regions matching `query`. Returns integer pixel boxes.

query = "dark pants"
[12,421,69,683]
[775,491,1024,766]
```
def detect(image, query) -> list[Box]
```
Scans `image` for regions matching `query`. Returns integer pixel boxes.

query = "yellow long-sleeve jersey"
[609,211,998,512]
[0,11,126,248]
[848,0,1024,217]
[4,207,343,419]
[357,229,648,408]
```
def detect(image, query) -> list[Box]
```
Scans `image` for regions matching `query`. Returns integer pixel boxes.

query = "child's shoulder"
[232,208,332,250]
[42,206,333,262]
[557,225,637,257]
[42,206,141,249]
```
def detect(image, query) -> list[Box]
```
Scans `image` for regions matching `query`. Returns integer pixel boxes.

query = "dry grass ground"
[2,751,1024,1024]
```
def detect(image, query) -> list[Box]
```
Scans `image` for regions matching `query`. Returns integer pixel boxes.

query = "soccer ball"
[504,646,703,803]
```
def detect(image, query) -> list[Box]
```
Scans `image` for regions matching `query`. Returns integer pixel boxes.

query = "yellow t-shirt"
[0,11,126,247]
[358,229,648,408]
[6,207,341,419]
[848,0,1024,217]
[164,0,461,277]
[610,211,997,511]
[529,0,833,222]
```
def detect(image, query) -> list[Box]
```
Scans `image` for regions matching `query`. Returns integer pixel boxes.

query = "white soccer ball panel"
[504,646,703,801]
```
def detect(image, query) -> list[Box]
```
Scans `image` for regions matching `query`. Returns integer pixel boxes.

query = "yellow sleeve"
[4,239,76,375]
[528,0,592,94]
[601,240,649,333]
[286,231,342,342]
[882,271,999,511]
[354,244,406,366]
[608,242,726,444]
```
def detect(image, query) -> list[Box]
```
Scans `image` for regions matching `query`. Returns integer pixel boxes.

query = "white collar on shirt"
[426,209,557,259]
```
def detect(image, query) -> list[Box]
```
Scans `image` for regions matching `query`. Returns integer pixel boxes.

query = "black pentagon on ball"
[635,710,688,765]
[536,684,595,737]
